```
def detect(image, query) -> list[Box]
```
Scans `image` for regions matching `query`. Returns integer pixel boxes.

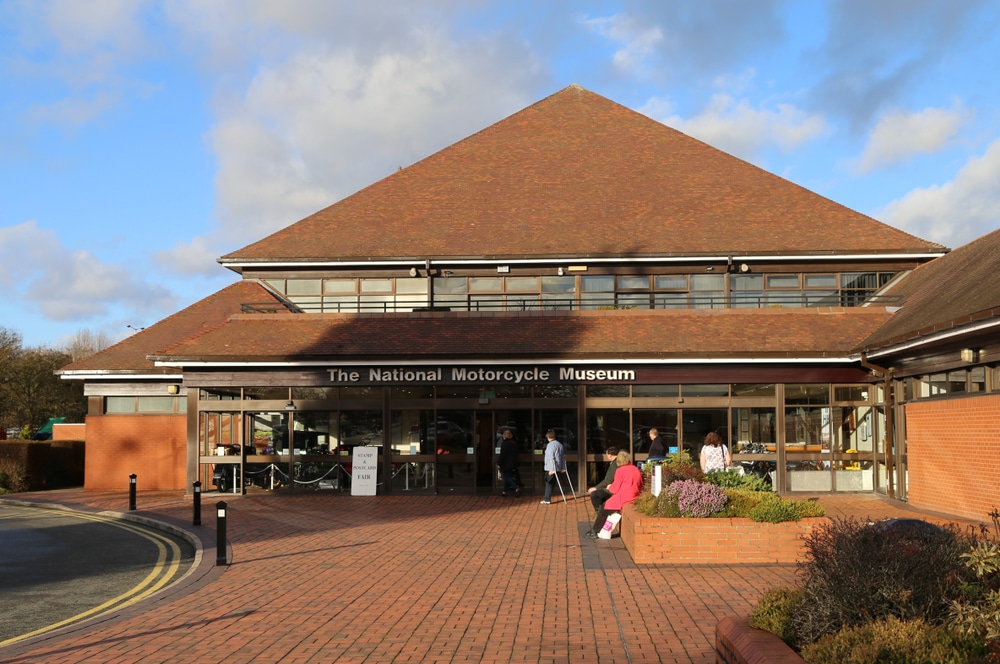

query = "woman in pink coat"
[585,450,643,538]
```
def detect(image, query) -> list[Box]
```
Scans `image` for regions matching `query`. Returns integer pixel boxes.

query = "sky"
[3,0,1000,350]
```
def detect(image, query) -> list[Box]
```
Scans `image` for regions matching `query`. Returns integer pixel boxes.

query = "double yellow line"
[0,507,186,647]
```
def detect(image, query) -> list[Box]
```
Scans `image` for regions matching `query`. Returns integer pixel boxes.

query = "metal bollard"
[216,501,228,566]
[128,473,137,510]
[193,481,202,526]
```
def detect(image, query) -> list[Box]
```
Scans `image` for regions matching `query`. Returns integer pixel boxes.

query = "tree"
[0,326,86,433]
[61,328,115,362]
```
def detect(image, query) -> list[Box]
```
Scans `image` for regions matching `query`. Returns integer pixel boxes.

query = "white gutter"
[59,372,176,380]
[154,356,855,368]
[220,253,945,269]
[865,317,1000,360]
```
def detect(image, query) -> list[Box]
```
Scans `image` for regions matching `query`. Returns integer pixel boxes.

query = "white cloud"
[201,28,541,250]
[0,220,176,321]
[582,14,664,73]
[878,138,1000,248]
[856,105,966,173]
[646,94,826,161]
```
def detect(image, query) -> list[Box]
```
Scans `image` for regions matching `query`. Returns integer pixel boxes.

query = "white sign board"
[651,465,662,497]
[351,446,378,496]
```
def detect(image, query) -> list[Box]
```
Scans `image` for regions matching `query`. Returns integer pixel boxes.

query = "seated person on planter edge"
[586,450,643,539]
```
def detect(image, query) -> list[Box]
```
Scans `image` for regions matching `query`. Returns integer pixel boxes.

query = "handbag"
[598,512,622,540]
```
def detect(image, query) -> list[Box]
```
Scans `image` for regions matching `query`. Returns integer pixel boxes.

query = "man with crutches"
[540,428,567,504]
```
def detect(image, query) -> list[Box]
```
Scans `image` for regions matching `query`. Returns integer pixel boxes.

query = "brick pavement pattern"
[0,491,985,664]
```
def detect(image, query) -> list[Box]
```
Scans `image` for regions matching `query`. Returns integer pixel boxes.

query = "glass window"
[654,292,688,309]
[359,294,393,312]
[617,276,649,289]
[506,294,539,310]
[288,296,321,312]
[581,275,614,292]
[470,295,503,312]
[632,409,679,455]
[262,279,286,294]
[616,293,651,309]
[732,384,775,397]
[201,388,241,400]
[731,407,776,454]
[286,279,322,296]
[360,279,392,293]
[586,385,630,397]
[633,384,679,397]
[323,295,358,313]
[971,367,986,393]
[106,396,134,413]
[785,406,831,448]
[682,384,729,397]
[541,276,575,293]
[805,274,837,288]
[766,275,800,288]
[804,291,838,307]
[469,277,502,292]
[505,277,538,291]
[655,276,687,290]
[766,291,802,308]
[244,387,290,401]
[396,278,428,294]
[919,374,948,397]
[834,386,871,402]
[325,279,356,294]
[948,370,967,393]
[690,274,724,290]
[785,384,829,405]
[731,275,763,291]
[540,293,574,310]
[292,387,338,400]
[137,397,176,412]
[434,277,467,294]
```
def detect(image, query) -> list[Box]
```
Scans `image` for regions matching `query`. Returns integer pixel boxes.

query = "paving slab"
[0,490,988,663]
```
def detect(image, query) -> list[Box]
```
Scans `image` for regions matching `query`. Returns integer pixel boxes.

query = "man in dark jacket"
[646,428,667,459]
[497,429,520,496]
[587,446,618,511]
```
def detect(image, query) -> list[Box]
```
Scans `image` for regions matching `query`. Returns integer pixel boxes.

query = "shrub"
[949,509,1000,646]
[790,517,977,646]
[703,467,772,492]
[749,586,805,645]
[800,616,988,664]
[0,457,29,493]
[663,479,727,518]
[644,459,704,487]
[749,497,803,523]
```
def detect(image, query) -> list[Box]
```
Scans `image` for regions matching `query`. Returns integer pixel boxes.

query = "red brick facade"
[83,414,188,490]
[904,393,1000,521]
[621,505,829,564]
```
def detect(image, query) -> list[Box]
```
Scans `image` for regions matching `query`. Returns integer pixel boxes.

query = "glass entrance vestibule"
[195,379,898,496]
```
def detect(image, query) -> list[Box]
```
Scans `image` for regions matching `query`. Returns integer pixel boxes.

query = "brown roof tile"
[859,226,1000,351]
[58,281,285,374]
[151,308,892,363]
[222,85,942,265]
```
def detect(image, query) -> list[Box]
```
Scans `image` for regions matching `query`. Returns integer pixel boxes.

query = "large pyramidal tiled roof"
[222,85,943,265]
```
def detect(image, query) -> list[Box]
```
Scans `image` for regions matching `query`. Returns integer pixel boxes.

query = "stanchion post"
[193,481,202,526]
[216,501,228,566]
[128,473,137,511]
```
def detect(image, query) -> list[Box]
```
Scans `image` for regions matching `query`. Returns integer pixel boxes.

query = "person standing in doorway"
[497,429,520,497]
[586,446,618,512]
[646,428,667,460]
[541,429,565,504]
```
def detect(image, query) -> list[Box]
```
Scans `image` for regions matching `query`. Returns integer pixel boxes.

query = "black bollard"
[216,501,228,566]
[128,473,137,510]
[193,481,202,526]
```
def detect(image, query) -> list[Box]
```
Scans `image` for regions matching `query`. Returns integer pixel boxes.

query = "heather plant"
[663,479,728,518]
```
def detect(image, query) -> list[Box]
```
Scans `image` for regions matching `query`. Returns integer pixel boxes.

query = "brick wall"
[52,423,86,440]
[621,505,829,564]
[905,393,1000,521]
[84,414,188,490]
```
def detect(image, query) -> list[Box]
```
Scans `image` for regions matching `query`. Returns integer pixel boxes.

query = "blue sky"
[3,0,1000,349]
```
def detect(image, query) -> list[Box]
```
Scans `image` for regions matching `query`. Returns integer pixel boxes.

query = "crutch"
[552,468,577,503]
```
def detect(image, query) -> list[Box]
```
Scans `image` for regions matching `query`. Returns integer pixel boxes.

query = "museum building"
[57,86,1000,520]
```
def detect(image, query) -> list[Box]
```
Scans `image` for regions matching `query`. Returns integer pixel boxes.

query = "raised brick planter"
[620,504,829,565]
[716,616,803,663]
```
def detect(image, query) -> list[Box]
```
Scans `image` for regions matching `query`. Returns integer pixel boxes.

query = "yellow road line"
[0,508,187,647]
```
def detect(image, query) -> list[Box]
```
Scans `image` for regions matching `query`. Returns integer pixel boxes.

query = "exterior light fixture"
[409,267,419,277]
[167,384,179,395]
[557,267,565,276]
[284,401,297,411]
[960,348,980,363]
[739,263,750,273]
